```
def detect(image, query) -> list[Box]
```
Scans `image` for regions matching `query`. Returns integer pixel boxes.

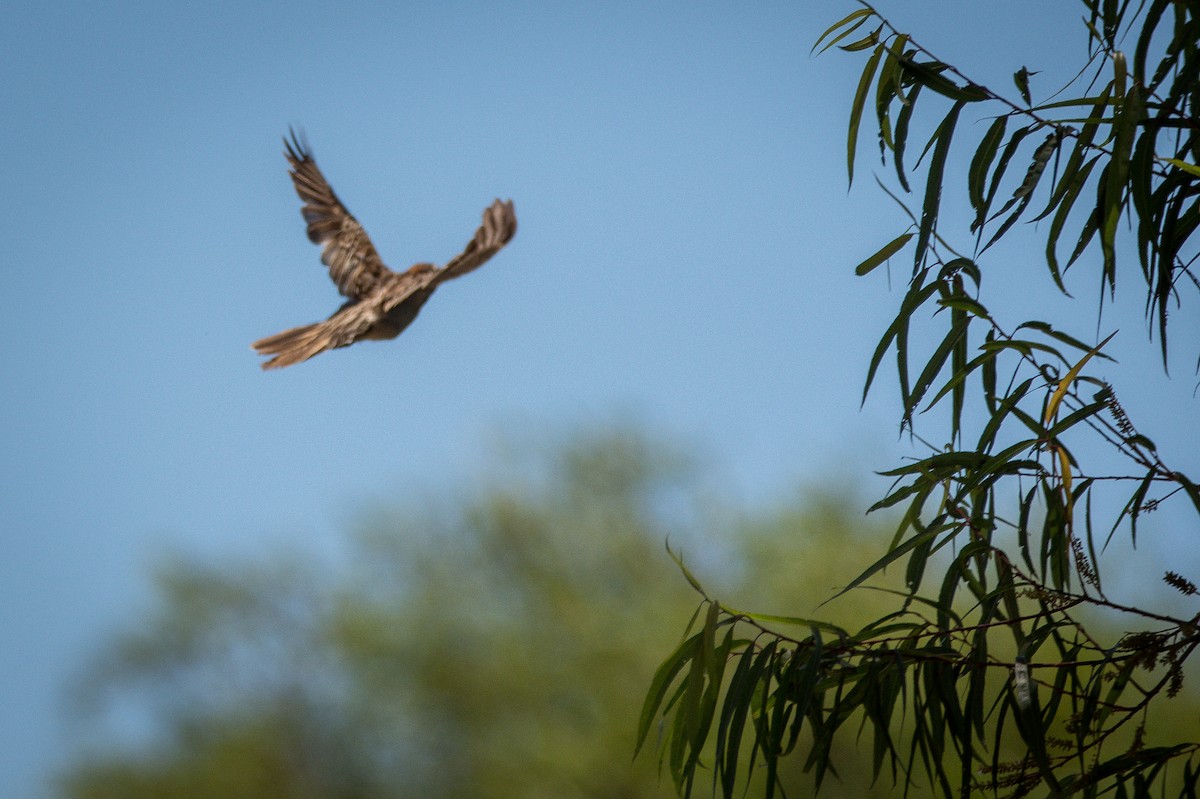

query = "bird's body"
[253,130,517,369]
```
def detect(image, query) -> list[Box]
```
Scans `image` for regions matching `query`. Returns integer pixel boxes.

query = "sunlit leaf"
[848,43,886,186]
[1044,331,1117,425]
[1165,158,1200,178]
[812,7,874,55]
[856,232,913,275]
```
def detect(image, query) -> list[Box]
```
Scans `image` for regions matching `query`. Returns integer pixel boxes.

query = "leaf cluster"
[643,3,1200,797]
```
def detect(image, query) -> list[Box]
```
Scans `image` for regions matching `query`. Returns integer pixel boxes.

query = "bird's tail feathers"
[251,322,330,370]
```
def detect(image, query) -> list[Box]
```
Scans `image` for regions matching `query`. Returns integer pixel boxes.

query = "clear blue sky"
[2,2,1196,796]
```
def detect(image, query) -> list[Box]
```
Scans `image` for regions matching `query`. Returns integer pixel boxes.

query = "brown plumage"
[253,129,517,369]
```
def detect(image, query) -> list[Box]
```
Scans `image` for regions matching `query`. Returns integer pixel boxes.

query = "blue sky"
[2,2,1197,796]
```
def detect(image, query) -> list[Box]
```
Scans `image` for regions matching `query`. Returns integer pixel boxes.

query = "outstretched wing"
[252,300,382,370]
[432,199,518,286]
[284,128,391,299]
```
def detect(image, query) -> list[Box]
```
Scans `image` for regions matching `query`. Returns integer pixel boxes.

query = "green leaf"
[856,232,913,275]
[974,125,1032,233]
[896,57,988,102]
[892,80,920,192]
[667,543,709,599]
[723,609,848,634]
[1045,154,1100,291]
[812,7,874,55]
[1112,50,1127,101]
[1044,331,1116,425]
[924,347,995,412]
[874,36,906,151]
[1018,320,1115,358]
[1100,84,1143,284]
[838,26,883,53]
[848,43,886,186]
[914,101,965,271]
[1165,158,1200,178]
[904,313,971,423]
[862,277,939,405]
[1033,97,1104,225]
[636,630,700,755]
[1134,0,1169,79]
[829,526,942,603]
[1067,206,1099,269]
[969,116,1008,218]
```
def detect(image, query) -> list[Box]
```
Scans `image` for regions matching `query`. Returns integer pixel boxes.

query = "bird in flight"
[253,129,517,369]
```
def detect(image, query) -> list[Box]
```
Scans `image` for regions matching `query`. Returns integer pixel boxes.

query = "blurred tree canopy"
[59,427,902,799]
[642,3,1200,798]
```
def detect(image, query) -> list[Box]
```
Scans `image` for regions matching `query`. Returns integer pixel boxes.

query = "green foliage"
[59,428,900,799]
[643,4,1200,798]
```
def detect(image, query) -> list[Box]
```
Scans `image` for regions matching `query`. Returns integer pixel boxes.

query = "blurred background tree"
[58,427,904,799]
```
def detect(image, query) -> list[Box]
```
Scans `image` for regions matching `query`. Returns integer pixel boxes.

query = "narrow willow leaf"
[892,80,921,192]
[1011,687,1062,792]
[1033,100,1102,224]
[969,117,1008,216]
[1165,158,1200,178]
[812,7,873,55]
[666,543,710,598]
[1133,0,1170,84]
[724,610,848,633]
[896,57,989,102]
[856,232,913,275]
[1018,484,1038,572]
[1067,206,1099,269]
[981,194,1033,252]
[881,451,990,476]
[1045,400,1107,439]
[978,338,1066,359]
[848,44,886,186]
[862,278,939,404]
[829,527,942,602]
[1044,331,1117,425]
[1100,84,1143,282]
[874,36,906,151]
[938,540,990,630]
[951,303,967,439]
[1046,155,1100,290]
[717,642,772,798]
[1012,131,1061,199]
[915,102,965,271]
[636,631,701,754]
[977,377,1034,454]
[839,26,883,52]
[714,649,750,798]
[1027,93,1120,113]
[678,647,709,774]
[937,296,989,316]
[1019,320,1115,358]
[904,314,971,423]
[974,125,1032,233]
[1112,50,1127,101]
[924,348,996,412]
[1129,128,1157,282]
[1176,472,1200,519]
[867,481,925,512]
[1057,446,1074,523]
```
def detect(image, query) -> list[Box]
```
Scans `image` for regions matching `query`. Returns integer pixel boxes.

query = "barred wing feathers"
[283,129,390,300]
